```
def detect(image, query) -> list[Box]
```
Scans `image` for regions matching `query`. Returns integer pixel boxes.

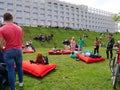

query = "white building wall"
[0,0,118,32]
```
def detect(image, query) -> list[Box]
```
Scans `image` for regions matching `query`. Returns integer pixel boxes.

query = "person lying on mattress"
[64,45,70,51]
[30,53,49,64]
[52,46,61,52]
[70,51,78,58]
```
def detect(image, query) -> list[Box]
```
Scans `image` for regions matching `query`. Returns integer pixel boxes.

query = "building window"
[71,18,74,21]
[66,12,69,16]
[54,5,58,9]
[33,13,38,18]
[16,0,22,4]
[25,1,30,6]
[25,18,30,25]
[40,0,45,3]
[16,17,22,23]
[33,19,38,25]
[7,9,13,13]
[16,10,22,16]
[60,22,64,27]
[71,7,74,12]
[60,11,64,15]
[54,3,57,5]
[48,9,52,14]
[54,15,58,20]
[47,20,52,26]
[71,13,74,17]
[0,8,4,14]
[33,1,37,6]
[25,6,30,12]
[60,16,64,20]
[40,8,45,13]
[72,23,74,27]
[54,10,58,14]
[60,6,64,10]
[77,24,79,28]
[54,21,58,26]
[7,3,13,9]
[66,23,69,27]
[48,15,52,19]
[40,4,45,8]
[16,4,22,10]
[7,0,13,3]
[40,13,45,18]
[66,8,69,11]
[33,7,38,12]
[41,20,45,25]
[66,17,69,21]
[76,8,79,12]
[77,19,79,22]
[76,14,79,17]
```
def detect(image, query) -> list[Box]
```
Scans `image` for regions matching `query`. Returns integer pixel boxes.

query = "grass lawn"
[2,27,120,90]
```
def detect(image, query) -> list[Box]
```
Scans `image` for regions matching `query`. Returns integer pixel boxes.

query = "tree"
[113,12,120,22]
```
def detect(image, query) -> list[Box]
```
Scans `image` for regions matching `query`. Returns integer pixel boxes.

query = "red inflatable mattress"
[77,54,105,63]
[48,50,62,55]
[48,50,71,55]
[22,61,56,77]
[23,50,35,53]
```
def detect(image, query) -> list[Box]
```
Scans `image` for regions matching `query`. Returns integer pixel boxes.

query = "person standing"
[106,33,115,60]
[78,37,84,52]
[94,37,100,54]
[0,13,24,90]
[70,37,76,51]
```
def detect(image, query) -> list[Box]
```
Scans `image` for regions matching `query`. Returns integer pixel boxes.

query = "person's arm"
[0,38,3,51]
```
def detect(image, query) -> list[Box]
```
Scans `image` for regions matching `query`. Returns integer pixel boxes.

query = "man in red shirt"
[0,13,24,90]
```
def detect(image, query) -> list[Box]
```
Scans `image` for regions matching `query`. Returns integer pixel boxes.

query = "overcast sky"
[59,0,120,13]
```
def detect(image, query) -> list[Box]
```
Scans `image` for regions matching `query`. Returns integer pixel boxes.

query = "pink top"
[70,40,76,46]
[0,23,23,51]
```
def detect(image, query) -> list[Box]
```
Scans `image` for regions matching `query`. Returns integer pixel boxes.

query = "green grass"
[3,26,120,90]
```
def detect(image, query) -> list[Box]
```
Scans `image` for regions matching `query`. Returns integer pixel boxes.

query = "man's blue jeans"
[4,49,23,90]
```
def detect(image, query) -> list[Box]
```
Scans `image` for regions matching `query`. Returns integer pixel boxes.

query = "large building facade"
[0,0,118,32]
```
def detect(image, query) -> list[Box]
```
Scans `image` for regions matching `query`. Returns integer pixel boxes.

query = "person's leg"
[14,50,23,86]
[94,48,96,54]
[97,46,99,54]
[78,45,80,51]
[4,50,16,90]
[106,49,109,59]
[110,49,113,59]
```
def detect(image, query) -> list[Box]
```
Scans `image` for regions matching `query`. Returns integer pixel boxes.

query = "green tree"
[113,12,120,22]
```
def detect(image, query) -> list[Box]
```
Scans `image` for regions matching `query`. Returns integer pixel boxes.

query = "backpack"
[0,63,8,86]
[43,56,49,64]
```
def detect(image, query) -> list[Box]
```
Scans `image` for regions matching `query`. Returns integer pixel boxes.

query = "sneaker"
[19,82,24,87]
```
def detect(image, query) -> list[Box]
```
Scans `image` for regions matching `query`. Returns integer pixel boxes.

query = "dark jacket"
[107,37,115,50]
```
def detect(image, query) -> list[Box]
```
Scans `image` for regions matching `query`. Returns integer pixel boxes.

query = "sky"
[59,0,120,13]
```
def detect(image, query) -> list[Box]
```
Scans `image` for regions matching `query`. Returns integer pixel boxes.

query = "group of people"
[0,13,24,90]
[0,12,117,90]
[94,33,115,60]
[33,33,53,42]
[0,13,49,90]
[69,33,115,61]
[65,37,85,52]
[22,40,35,51]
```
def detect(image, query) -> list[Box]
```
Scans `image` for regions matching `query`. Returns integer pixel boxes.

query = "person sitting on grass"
[70,51,77,58]
[30,53,49,64]
[64,45,70,51]
[52,46,60,52]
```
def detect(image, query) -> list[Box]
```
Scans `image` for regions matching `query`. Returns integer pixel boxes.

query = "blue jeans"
[4,49,23,90]
[78,46,83,51]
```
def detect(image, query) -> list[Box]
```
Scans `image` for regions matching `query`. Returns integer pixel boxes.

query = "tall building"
[0,0,118,32]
